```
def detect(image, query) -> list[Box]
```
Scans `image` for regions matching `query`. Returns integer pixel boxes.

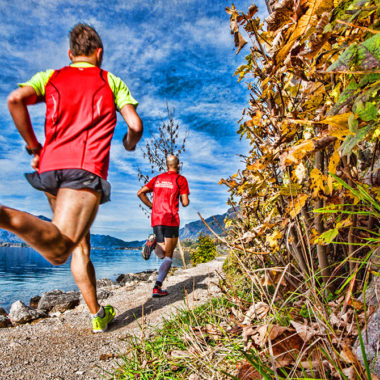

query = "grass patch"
[109,296,245,379]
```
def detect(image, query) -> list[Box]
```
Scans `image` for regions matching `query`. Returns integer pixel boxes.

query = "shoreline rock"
[0,258,224,379]
[9,301,47,325]
[1,269,160,328]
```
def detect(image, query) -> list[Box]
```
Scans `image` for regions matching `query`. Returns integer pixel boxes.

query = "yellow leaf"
[247,160,268,171]
[280,140,315,167]
[320,113,353,139]
[320,113,350,127]
[275,0,333,64]
[373,125,380,139]
[310,168,326,197]
[336,218,352,230]
[224,219,233,228]
[266,230,282,248]
[328,140,341,175]
[289,194,308,218]
[248,110,263,125]
[261,76,271,89]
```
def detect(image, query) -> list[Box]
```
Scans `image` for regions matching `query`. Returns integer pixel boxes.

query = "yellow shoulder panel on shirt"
[107,71,138,111]
[18,69,55,97]
[18,65,139,110]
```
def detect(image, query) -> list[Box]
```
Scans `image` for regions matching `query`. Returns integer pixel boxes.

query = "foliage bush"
[223,0,379,287]
[111,2,379,379]
[190,235,217,265]
[219,0,380,378]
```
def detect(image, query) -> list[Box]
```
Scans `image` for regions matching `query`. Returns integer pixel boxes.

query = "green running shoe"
[92,305,116,333]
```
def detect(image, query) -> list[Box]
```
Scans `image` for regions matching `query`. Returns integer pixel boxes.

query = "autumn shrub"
[216,0,380,378]
[223,0,379,289]
[111,1,379,379]
[190,234,217,265]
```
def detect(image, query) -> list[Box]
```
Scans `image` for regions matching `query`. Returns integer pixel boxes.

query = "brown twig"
[336,19,380,34]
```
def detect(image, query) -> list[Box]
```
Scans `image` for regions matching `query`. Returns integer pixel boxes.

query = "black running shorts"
[25,169,111,204]
[153,225,179,243]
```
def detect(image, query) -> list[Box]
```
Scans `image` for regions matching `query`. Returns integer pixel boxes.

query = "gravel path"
[0,257,225,379]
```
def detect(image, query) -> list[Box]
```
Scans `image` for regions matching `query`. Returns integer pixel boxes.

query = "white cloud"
[0,0,257,241]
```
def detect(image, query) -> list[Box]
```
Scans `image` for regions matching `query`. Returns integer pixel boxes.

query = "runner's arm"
[137,186,153,209]
[7,86,41,151]
[180,194,189,207]
[120,104,143,151]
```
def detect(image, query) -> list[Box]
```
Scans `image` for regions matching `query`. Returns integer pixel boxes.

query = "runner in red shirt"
[137,155,190,297]
[1,24,143,333]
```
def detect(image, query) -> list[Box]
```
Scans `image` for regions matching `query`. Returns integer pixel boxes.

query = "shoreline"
[0,256,225,379]
[0,243,142,249]
[0,248,190,314]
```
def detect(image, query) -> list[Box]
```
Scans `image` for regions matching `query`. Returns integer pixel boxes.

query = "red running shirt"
[146,171,190,227]
[39,66,116,180]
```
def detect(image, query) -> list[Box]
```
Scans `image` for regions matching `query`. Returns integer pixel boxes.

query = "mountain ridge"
[0,209,233,248]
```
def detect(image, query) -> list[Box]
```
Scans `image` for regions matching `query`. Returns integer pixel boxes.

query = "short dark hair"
[69,24,103,57]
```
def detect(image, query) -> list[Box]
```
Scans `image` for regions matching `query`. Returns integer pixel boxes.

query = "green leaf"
[356,313,373,380]
[348,113,358,133]
[359,73,380,87]
[316,228,339,244]
[357,34,380,70]
[327,44,358,72]
[340,125,372,156]
[356,101,378,121]
[330,80,360,115]
[327,34,380,72]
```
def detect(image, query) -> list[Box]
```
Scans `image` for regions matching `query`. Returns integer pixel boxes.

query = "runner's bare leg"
[46,192,100,314]
[70,235,100,314]
[0,188,101,265]
[164,237,178,258]
[155,237,178,259]
[155,243,166,259]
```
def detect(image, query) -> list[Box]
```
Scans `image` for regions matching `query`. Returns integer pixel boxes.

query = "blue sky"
[0,0,267,241]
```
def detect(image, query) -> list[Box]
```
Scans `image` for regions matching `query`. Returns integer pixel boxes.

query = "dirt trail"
[0,257,224,379]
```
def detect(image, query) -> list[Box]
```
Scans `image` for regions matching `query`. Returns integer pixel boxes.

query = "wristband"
[26,143,42,155]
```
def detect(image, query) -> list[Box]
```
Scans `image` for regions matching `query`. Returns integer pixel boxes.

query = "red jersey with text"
[146,171,190,227]
[38,66,117,180]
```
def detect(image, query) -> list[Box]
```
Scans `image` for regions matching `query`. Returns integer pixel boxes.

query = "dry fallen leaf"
[342,366,356,380]
[99,353,117,361]
[237,361,261,379]
[170,350,189,358]
[243,302,270,324]
[290,320,318,343]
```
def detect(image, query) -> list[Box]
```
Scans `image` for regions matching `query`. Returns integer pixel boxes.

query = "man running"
[1,24,143,333]
[137,155,190,297]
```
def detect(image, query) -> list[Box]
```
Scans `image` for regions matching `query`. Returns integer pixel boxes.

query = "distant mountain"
[90,234,144,249]
[0,209,236,248]
[179,208,235,240]
[0,229,25,245]
[0,215,50,246]
[0,214,143,249]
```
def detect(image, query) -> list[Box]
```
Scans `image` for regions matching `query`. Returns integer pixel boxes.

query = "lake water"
[0,247,182,312]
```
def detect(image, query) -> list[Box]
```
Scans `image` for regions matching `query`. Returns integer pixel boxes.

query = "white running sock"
[91,306,105,319]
